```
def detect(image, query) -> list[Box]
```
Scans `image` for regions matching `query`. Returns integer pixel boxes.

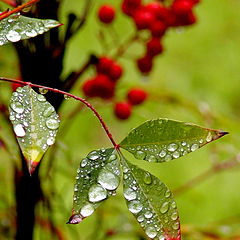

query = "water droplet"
[190,143,199,152]
[80,204,94,217]
[159,150,167,158]
[164,155,172,162]
[165,189,171,198]
[199,139,203,144]
[145,226,157,238]
[172,151,180,159]
[160,202,169,214]
[88,184,107,203]
[128,200,143,214]
[98,170,119,190]
[146,155,157,162]
[206,132,212,142]
[158,235,165,240]
[46,137,55,146]
[172,221,180,230]
[25,29,37,37]
[64,94,71,100]
[81,159,88,168]
[39,88,48,95]
[171,211,178,221]
[9,115,15,121]
[137,215,144,222]
[88,151,99,160]
[43,106,55,117]
[6,30,21,42]
[124,188,137,201]
[46,118,59,130]
[145,211,153,219]
[167,143,178,152]
[37,94,46,102]
[135,150,146,160]
[11,102,24,114]
[171,201,177,209]
[181,141,187,146]
[14,124,26,137]
[144,172,152,185]
[109,154,117,161]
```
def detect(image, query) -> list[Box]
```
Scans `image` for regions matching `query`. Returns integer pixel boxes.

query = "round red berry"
[150,21,167,38]
[98,5,115,24]
[133,8,155,30]
[127,88,147,105]
[172,0,193,15]
[146,38,163,57]
[108,63,123,81]
[137,55,153,73]
[82,79,97,97]
[96,57,114,74]
[114,102,132,120]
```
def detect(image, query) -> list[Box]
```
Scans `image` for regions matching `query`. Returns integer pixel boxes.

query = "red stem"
[0,0,40,21]
[0,77,118,148]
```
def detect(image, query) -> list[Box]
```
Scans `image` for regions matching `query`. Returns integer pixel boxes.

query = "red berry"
[108,63,123,81]
[82,79,97,97]
[146,38,163,57]
[114,102,132,120]
[93,74,115,99]
[127,88,147,105]
[145,2,163,16]
[172,0,193,15]
[133,8,155,30]
[98,5,115,24]
[154,6,171,25]
[137,55,153,73]
[96,57,114,74]
[150,20,167,38]
[124,0,141,7]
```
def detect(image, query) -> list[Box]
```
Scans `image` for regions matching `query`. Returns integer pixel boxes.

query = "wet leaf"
[0,13,61,46]
[122,156,181,240]
[120,119,228,163]
[9,86,60,174]
[68,148,121,224]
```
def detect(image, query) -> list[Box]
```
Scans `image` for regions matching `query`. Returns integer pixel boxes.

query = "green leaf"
[68,148,121,224]
[122,156,181,240]
[120,119,228,163]
[9,86,60,174]
[0,13,61,46]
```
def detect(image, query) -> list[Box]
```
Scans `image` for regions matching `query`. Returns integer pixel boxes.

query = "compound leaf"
[122,156,181,240]
[0,13,61,46]
[68,148,121,224]
[9,86,60,174]
[120,119,227,163]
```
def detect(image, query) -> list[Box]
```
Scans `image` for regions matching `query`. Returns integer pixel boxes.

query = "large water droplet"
[128,200,143,214]
[98,170,119,190]
[172,151,180,159]
[206,132,212,142]
[46,118,59,130]
[167,143,178,152]
[159,150,167,158]
[11,102,24,114]
[6,30,21,42]
[135,150,146,160]
[25,29,37,37]
[39,88,48,95]
[46,137,55,146]
[144,172,152,185]
[144,211,153,219]
[172,221,180,230]
[88,151,99,161]
[171,211,178,221]
[80,204,94,217]
[37,94,46,102]
[14,124,26,137]
[43,106,55,117]
[81,159,88,168]
[88,184,107,203]
[145,226,157,238]
[137,215,144,222]
[124,188,137,201]
[190,143,199,152]
[160,202,169,214]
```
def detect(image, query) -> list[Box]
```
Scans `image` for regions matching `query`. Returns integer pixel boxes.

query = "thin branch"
[173,154,240,196]
[0,77,118,148]
[0,0,40,21]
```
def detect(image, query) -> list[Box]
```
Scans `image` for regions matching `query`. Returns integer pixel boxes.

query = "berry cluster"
[82,0,200,120]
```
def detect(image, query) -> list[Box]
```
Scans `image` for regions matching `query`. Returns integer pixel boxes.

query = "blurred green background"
[0,0,240,239]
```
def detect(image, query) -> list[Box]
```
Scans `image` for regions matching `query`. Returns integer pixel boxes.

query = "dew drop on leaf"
[206,132,212,142]
[37,94,46,102]
[134,150,146,160]
[6,30,21,42]
[145,226,157,238]
[11,102,24,114]
[128,200,143,214]
[46,137,55,146]
[190,143,199,152]
[160,201,169,214]
[14,124,26,137]
[124,188,137,201]
[144,172,152,185]
[64,94,71,100]
[167,143,178,152]
[97,170,119,190]
[88,184,107,203]
[45,118,59,130]
[80,204,94,217]
[43,106,55,117]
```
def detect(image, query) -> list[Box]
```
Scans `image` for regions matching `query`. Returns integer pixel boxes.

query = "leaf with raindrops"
[68,148,121,224]
[9,86,60,174]
[0,13,61,46]
[122,157,181,240]
[120,119,228,163]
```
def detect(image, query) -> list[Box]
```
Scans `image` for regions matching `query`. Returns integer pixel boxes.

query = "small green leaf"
[68,148,121,224]
[120,119,228,163]
[0,13,61,46]
[122,157,181,239]
[9,86,60,174]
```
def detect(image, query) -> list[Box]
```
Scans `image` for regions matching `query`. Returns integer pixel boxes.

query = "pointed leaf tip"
[67,214,83,224]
